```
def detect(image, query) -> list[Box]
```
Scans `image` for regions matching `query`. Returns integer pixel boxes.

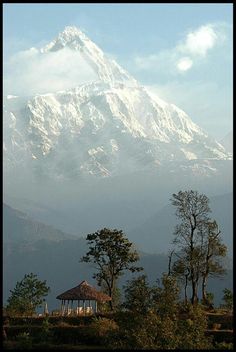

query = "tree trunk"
[184,274,188,304]
[109,300,113,311]
[108,286,114,311]
[168,250,174,276]
[202,275,207,303]
[191,281,198,305]
[3,327,7,341]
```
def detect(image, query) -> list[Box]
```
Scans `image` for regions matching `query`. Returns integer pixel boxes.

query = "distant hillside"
[3,238,232,311]
[3,203,232,311]
[128,193,233,255]
[3,203,76,243]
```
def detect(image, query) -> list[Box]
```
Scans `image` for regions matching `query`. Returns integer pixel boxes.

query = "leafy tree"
[222,288,233,311]
[171,190,226,305]
[6,273,50,316]
[123,273,179,318]
[110,310,178,350]
[122,275,153,315]
[153,273,180,319]
[110,273,213,350]
[81,228,142,310]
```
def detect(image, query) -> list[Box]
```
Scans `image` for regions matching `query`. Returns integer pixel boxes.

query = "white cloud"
[133,23,225,74]
[176,57,193,72]
[178,25,218,57]
[4,46,98,96]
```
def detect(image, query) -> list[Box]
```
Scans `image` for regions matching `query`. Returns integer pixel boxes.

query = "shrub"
[214,342,233,350]
[15,332,33,350]
[222,289,233,311]
[90,317,118,337]
[109,311,178,350]
[89,317,118,345]
[177,305,213,349]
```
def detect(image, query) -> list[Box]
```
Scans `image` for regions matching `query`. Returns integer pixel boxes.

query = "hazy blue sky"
[3,3,233,139]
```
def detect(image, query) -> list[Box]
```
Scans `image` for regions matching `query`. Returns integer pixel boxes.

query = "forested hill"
[3,203,76,243]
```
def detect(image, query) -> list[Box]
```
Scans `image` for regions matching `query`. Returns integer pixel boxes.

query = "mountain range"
[4,26,232,181]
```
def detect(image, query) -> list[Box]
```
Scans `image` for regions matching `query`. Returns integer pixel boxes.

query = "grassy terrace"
[3,310,233,350]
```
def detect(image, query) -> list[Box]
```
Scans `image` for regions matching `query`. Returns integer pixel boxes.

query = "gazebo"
[56,280,111,316]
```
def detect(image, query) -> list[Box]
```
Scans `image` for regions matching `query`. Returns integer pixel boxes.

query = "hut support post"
[83,300,85,315]
[95,301,97,313]
[62,300,64,316]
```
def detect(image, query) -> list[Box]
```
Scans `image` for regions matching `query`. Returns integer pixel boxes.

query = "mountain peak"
[58,26,88,42]
[62,25,83,34]
[41,25,138,85]
[42,25,91,53]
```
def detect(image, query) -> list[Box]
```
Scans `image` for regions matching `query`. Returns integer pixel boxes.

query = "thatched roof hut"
[56,280,111,301]
[56,281,111,315]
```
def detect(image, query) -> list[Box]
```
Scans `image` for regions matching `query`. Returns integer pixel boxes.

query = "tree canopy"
[81,228,142,310]
[6,273,50,316]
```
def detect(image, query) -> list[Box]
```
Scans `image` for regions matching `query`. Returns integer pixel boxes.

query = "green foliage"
[81,228,142,309]
[153,274,179,318]
[201,291,214,309]
[6,273,50,316]
[5,310,231,350]
[206,292,214,305]
[39,317,52,342]
[89,316,118,345]
[109,273,214,349]
[109,311,179,349]
[15,332,33,350]
[177,305,213,349]
[122,274,153,315]
[214,341,233,350]
[222,288,233,310]
[123,273,179,318]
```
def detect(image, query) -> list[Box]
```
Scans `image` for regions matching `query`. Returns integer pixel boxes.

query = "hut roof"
[56,280,111,301]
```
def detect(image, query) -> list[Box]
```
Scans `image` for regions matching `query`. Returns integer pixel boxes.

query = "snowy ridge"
[42,26,138,86]
[4,26,231,179]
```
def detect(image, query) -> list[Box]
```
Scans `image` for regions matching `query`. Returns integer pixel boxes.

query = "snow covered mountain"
[220,131,233,154]
[3,26,231,179]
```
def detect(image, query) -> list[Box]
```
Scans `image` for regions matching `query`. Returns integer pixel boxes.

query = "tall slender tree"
[200,220,227,304]
[171,253,190,304]
[170,190,226,305]
[171,190,211,304]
